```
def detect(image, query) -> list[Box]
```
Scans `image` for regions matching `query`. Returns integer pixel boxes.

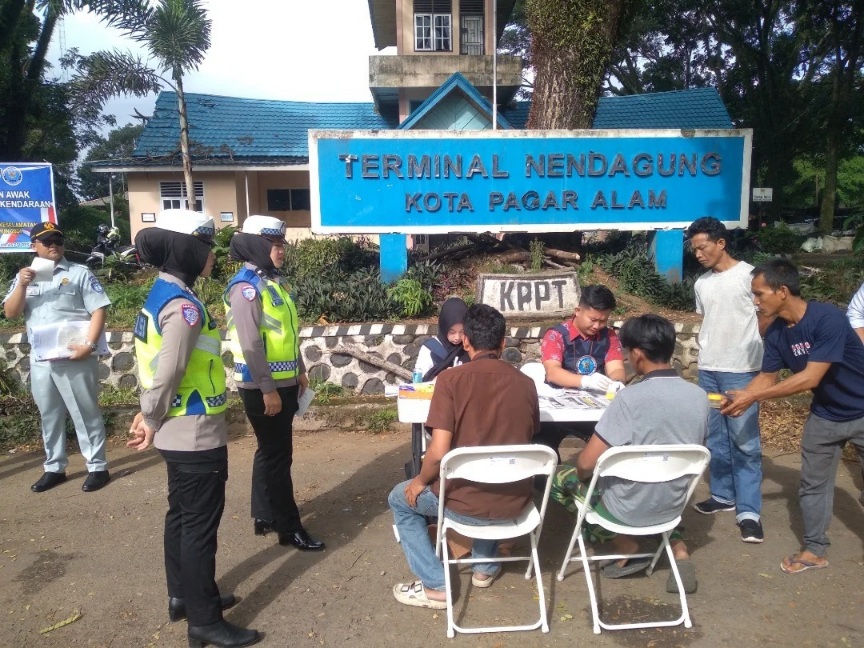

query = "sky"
[47,1,393,129]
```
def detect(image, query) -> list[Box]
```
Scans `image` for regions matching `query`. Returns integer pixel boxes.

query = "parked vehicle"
[86,224,141,269]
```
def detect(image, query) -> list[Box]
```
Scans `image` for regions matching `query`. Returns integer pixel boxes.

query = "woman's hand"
[263,390,282,416]
[127,412,155,451]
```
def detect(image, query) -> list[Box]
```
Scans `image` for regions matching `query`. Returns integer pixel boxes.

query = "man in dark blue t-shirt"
[723,259,864,575]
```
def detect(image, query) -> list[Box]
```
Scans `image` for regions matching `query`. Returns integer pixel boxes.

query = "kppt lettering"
[499,279,568,312]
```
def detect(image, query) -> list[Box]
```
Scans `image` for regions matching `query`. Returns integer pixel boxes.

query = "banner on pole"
[0,162,57,253]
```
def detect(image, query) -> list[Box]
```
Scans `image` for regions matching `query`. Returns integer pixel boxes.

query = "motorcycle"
[86,224,142,269]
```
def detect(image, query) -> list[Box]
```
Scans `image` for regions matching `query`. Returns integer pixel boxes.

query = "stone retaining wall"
[0,322,701,394]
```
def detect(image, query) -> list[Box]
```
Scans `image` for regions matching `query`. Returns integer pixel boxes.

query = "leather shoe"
[187,619,259,648]
[82,470,110,492]
[31,472,66,493]
[253,519,273,536]
[168,594,237,622]
[279,529,325,551]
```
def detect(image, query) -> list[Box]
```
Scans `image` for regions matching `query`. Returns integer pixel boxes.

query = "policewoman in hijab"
[414,296,470,381]
[223,215,324,551]
[126,209,260,648]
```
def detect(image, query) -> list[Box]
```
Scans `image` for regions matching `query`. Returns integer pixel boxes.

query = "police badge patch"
[181,303,200,326]
[576,355,598,375]
[89,276,105,293]
[241,285,257,301]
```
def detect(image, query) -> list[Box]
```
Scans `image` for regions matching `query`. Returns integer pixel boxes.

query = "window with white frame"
[415,0,451,51]
[160,181,204,212]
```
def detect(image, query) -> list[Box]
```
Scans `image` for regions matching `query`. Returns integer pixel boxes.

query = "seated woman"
[414,297,470,382]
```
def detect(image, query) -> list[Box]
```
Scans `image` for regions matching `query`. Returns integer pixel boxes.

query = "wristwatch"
[85,340,98,352]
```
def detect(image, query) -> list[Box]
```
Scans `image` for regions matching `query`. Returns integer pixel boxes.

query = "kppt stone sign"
[476,272,580,319]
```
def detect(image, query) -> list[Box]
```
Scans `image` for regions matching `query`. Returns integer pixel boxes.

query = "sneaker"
[738,519,764,544]
[693,497,736,515]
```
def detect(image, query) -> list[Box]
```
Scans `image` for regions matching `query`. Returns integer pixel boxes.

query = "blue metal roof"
[398,72,514,130]
[117,86,731,168]
[132,92,394,164]
[502,88,732,130]
[592,88,733,129]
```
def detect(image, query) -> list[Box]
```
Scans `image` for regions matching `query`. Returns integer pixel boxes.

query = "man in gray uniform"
[3,221,111,492]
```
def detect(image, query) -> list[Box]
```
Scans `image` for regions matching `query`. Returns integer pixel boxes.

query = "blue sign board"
[309,130,752,234]
[0,162,56,252]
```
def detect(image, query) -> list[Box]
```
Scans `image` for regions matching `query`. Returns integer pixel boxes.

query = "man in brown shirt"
[389,304,540,610]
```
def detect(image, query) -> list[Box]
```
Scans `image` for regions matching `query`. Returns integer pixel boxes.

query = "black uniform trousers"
[239,385,303,534]
[160,446,228,627]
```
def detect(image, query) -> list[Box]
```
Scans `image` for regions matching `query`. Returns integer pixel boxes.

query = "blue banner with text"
[310,130,751,234]
[0,162,56,252]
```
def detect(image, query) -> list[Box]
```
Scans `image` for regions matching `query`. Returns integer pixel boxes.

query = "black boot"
[187,620,259,648]
[168,594,237,622]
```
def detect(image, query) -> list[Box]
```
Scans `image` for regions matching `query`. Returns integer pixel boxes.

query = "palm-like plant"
[69,0,212,211]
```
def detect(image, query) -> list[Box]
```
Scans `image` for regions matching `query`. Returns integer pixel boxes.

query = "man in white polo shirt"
[686,217,765,543]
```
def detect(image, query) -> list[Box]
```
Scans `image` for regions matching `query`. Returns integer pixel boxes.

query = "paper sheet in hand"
[29,321,109,361]
[296,387,316,417]
[29,257,54,283]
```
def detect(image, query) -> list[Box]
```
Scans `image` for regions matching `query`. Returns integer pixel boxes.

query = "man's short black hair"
[578,284,616,311]
[686,216,728,243]
[752,258,801,296]
[463,303,506,352]
[619,314,676,364]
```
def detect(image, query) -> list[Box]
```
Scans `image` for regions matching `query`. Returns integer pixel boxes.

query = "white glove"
[606,380,626,394]
[581,372,612,392]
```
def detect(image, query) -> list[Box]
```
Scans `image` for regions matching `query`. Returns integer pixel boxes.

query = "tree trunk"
[175,76,197,211]
[819,124,840,235]
[526,0,632,129]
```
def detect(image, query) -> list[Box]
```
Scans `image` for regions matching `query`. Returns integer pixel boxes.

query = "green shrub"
[387,278,433,317]
[530,238,545,271]
[597,242,696,310]
[309,379,345,404]
[758,223,805,254]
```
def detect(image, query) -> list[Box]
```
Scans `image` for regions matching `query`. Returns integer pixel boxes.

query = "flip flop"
[601,558,651,579]
[392,581,447,609]
[780,554,829,575]
[666,559,698,594]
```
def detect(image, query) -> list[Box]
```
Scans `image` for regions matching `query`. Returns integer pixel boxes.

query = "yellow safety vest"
[224,268,300,383]
[134,279,227,417]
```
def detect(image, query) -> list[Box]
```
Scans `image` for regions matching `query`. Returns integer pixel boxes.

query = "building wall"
[127,171,240,240]
[254,170,312,228]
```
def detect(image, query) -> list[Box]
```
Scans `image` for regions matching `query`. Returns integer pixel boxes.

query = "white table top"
[397,388,610,424]
[537,389,609,423]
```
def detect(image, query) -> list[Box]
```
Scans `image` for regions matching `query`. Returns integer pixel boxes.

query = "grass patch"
[310,378,346,405]
[354,406,398,433]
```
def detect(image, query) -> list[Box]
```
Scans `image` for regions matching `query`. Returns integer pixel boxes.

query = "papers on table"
[28,321,109,361]
[538,390,609,411]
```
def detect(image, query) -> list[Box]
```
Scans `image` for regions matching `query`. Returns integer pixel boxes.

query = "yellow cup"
[707,392,724,409]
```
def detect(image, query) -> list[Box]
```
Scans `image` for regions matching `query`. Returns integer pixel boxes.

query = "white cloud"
[48,1,392,126]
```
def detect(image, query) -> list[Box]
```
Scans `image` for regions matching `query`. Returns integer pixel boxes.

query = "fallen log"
[333,345,412,381]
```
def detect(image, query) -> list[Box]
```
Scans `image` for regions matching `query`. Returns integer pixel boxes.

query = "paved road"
[1,428,863,647]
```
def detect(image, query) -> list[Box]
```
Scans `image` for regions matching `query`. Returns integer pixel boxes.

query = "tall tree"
[525,0,637,128]
[70,0,211,211]
[0,0,150,160]
[799,0,864,233]
[78,123,143,200]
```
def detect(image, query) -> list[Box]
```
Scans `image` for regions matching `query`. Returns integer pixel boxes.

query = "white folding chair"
[556,444,710,633]
[434,444,558,638]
